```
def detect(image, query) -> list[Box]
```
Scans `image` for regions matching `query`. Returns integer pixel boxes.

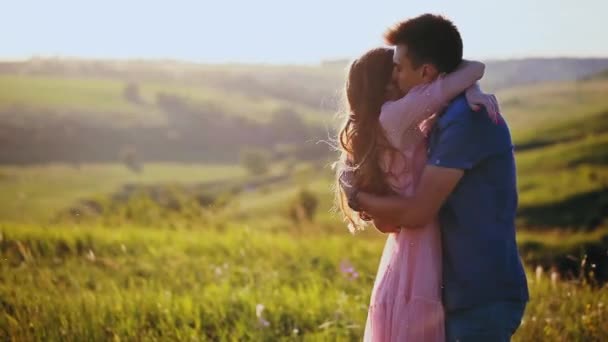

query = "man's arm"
[358,96,483,228]
[358,165,463,228]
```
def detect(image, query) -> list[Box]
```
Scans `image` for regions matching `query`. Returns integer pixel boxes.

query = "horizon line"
[2,54,608,66]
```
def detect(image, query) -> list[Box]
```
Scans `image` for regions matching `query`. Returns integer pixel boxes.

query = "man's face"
[393,44,432,94]
[384,68,402,101]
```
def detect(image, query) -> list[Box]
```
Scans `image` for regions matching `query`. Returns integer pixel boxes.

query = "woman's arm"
[380,60,485,145]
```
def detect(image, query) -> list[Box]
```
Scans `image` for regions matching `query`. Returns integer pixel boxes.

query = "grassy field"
[1,66,607,340]
[0,144,606,341]
[2,108,606,229]
[1,224,606,341]
[0,163,248,223]
[513,110,608,230]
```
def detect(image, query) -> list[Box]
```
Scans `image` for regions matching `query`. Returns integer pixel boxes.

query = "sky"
[1,0,606,64]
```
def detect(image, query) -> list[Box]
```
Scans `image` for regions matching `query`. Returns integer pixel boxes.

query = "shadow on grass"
[519,235,608,284]
[518,189,608,231]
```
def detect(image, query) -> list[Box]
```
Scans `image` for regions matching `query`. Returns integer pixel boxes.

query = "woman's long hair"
[334,47,399,233]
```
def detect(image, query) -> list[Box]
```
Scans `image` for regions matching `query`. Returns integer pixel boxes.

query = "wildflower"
[340,260,354,274]
[256,304,265,318]
[86,249,96,262]
[535,265,543,283]
[256,304,270,328]
[550,271,559,287]
[318,321,334,329]
[340,260,359,280]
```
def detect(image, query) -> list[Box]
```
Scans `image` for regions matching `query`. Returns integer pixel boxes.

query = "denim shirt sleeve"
[428,97,482,170]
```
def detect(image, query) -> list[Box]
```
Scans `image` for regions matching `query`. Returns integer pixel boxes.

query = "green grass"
[0,224,380,341]
[0,67,607,340]
[517,166,607,211]
[0,224,605,341]
[0,163,247,223]
[514,110,608,149]
[517,134,608,173]
[516,139,608,210]
[512,110,608,229]
[517,226,608,248]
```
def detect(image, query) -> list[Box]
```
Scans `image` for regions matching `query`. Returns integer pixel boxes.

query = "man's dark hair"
[384,14,463,73]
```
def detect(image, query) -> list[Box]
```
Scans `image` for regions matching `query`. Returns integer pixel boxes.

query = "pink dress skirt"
[363,141,444,342]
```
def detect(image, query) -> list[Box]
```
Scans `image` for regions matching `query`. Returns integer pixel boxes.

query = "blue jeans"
[445,301,527,342]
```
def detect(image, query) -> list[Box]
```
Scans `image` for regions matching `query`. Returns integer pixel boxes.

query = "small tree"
[288,188,319,223]
[119,146,143,174]
[240,148,271,175]
[123,82,142,104]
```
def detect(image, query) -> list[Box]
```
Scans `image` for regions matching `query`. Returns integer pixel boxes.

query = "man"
[345,14,529,341]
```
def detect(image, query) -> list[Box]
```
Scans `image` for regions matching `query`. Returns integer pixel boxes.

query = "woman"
[334,47,498,341]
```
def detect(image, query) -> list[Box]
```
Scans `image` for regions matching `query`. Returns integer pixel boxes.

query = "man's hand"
[359,211,372,221]
[339,168,362,211]
[338,169,356,199]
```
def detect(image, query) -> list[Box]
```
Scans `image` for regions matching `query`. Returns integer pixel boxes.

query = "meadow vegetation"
[0,59,606,340]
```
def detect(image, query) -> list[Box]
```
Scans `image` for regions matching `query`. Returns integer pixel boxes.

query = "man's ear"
[421,64,440,82]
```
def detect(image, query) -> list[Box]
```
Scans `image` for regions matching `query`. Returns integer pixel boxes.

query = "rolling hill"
[1,57,608,129]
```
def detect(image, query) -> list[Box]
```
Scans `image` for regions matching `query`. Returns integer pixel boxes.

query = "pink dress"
[363,64,486,342]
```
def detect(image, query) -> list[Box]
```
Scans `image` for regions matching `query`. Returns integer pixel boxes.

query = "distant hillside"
[586,68,608,80]
[320,57,608,91]
[1,57,607,234]
[0,58,346,116]
[1,57,608,164]
[499,78,608,132]
[513,109,608,231]
[2,58,608,121]
[2,56,608,96]
[481,58,608,90]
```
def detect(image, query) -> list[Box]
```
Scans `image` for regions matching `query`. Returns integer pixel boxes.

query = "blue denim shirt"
[427,94,529,312]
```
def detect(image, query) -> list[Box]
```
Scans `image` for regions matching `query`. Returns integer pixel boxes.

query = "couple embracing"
[335,14,529,342]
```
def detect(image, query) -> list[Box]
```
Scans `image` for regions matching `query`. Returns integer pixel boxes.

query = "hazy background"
[1,1,607,341]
